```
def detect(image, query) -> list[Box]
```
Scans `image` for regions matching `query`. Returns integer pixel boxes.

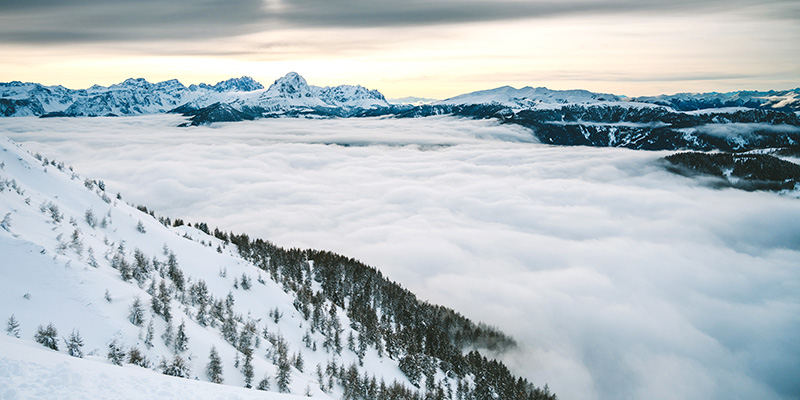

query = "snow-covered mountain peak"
[265,72,313,98]
[438,85,621,108]
[211,76,263,93]
[113,78,153,90]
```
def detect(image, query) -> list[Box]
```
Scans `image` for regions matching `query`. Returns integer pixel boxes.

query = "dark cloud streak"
[0,0,796,45]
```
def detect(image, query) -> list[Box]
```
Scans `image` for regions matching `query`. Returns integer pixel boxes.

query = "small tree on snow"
[162,320,174,347]
[128,296,145,326]
[6,314,20,338]
[0,213,11,231]
[277,341,291,393]
[108,339,126,366]
[34,323,58,350]
[173,320,189,353]
[128,346,151,368]
[64,329,84,358]
[144,320,155,349]
[160,355,191,378]
[206,346,224,384]
[243,351,254,388]
[256,374,271,391]
[84,208,97,228]
[136,220,146,233]
[87,247,98,268]
[70,229,83,257]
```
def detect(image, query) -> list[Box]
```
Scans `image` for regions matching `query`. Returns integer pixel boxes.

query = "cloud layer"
[3,115,799,400]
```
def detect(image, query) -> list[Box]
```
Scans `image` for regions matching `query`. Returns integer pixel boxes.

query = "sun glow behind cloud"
[2,115,799,400]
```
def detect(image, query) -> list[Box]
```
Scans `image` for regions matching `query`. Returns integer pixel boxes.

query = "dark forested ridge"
[662,152,800,192]
[219,230,557,400]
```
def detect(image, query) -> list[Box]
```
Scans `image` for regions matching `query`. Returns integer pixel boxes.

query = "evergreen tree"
[293,350,304,373]
[160,354,191,378]
[158,280,172,321]
[70,228,83,257]
[64,329,84,358]
[128,346,151,368]
[357,331,367,366]
[256,374,271,391]
[107,339,126,366]
[277,340,292,393]
[87,247,98,268]
[34,323,58,350]
[128,296,145,326]
[242,351,254,388]
[85,208,97,228]
[167,252,185,293]
[144,320,155,349]
[162,320,174,347]
[174,320,189,353]
[206,346,224,384]
[222,312,237,345]
[5,314,20,338]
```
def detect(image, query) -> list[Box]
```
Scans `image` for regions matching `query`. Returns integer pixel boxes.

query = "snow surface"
[0,335,305,400]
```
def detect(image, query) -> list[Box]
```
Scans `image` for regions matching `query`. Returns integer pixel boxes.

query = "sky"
[3,115,799,400]
[0,0,798,98]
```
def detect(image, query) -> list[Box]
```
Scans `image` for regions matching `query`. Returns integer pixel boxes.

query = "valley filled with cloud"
[3,115,798,400]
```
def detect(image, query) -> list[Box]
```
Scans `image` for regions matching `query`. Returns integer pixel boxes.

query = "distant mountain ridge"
[0,72,389,119]
[2,73,799,152]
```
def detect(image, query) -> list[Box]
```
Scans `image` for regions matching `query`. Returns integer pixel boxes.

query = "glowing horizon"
[1,1,798,99]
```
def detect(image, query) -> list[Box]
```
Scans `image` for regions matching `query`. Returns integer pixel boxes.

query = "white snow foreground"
[0,335,303,400]
[0,135,412,399]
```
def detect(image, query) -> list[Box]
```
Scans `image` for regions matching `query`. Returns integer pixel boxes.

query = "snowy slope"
[0,136,410,398]
[0,334,305,400]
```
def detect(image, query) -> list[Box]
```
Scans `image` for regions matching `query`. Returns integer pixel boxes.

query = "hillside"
[0,135,555,399]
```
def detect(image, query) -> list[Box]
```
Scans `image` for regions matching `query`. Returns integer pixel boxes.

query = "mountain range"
[2,73,800,152]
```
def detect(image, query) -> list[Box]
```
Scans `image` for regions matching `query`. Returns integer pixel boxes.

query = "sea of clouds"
[2,115,798,400]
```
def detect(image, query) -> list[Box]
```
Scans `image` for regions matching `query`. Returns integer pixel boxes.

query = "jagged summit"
[266,72,312,98]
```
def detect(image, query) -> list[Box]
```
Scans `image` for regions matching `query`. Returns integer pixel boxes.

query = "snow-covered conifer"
[64,329,84,358]
[162,320,174,347]
[6,314,20,338]
[128,296,145,326]
[34,323,58,350]
[242,351,254,388]
[174,320,189,353]
[277,340,291,393]
[107,339,126,366]
[206,346,224,384]
[160,355,191,378]
[144,320,155,349]
[1,213,11,231]
[128,346,150,368]
[256,374,271,391]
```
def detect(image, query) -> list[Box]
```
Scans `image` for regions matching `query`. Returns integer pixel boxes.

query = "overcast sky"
[0,0,798,97]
